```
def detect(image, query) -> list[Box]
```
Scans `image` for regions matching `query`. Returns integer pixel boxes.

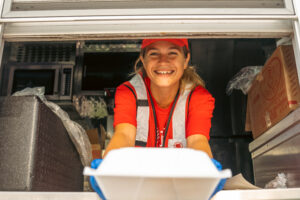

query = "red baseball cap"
[141,39,189,51]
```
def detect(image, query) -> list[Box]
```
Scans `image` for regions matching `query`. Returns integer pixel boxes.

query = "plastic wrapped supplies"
[12,87,93,166]
[226,66,262,95]
[265,173,287,189]
[44,101,93,166]
[73,95,108,119]
[12,87,47,101]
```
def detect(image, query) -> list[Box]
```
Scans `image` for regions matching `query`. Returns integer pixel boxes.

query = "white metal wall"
[2,0,295,17]
[0,0,296,40]
[1,19,295,41]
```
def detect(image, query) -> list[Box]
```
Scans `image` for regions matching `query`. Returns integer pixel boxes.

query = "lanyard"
[146,88,180,147]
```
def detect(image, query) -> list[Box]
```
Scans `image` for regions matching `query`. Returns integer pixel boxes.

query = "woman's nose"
[158,54,169,63]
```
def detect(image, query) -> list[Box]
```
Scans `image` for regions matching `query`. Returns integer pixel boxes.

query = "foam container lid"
[84,148,232,200]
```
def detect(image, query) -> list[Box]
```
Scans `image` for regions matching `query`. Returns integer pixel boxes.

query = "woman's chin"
[152,81,179,90]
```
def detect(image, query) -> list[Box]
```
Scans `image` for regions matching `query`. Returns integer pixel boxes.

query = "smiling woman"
[137,39,205,98]
[140,40,190,108]
[104,38,215,157]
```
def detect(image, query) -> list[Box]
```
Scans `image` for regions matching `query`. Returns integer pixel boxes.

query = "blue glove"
[210,158,227,198]
[90,159,106,200]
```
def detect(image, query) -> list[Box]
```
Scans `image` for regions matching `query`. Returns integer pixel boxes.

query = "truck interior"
[0,38,278,184]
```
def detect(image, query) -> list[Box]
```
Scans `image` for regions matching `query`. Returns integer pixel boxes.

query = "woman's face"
[140,41,190,90]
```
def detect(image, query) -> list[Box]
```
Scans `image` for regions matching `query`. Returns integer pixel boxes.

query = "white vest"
[128,74,193,148]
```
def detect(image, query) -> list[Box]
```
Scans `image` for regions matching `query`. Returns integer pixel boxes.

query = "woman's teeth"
[155,70,173,74]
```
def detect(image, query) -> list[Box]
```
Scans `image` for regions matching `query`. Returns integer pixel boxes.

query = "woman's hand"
[210,158,227,198]
[89,159,106,200]
[103,123,136,158]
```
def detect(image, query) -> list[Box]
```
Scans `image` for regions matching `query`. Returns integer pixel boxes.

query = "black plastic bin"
[0,96,83,191]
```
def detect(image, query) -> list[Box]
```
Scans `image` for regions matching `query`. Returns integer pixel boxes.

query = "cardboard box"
[91,144,102,159]
[247,45,300,139]
[86,128,100,144]
[99,124,107,149]
[86,128,102,159]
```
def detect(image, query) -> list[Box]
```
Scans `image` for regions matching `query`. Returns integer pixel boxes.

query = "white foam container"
[84,148,232,200]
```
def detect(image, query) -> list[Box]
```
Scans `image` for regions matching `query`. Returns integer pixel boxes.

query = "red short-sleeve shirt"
[113,77,215,145]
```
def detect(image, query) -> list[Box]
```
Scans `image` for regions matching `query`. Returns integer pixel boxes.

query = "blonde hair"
[180,65,205,92]
[133,55,205,93]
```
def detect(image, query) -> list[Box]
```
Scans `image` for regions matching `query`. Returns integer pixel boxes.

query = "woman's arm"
[186,86,215,158]
[103,123,136,158]
[187,134,213,158]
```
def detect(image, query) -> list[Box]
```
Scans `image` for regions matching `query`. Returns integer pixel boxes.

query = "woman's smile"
[154,70,175,75]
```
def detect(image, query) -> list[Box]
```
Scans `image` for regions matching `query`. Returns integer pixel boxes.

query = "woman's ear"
[184,53,191,69]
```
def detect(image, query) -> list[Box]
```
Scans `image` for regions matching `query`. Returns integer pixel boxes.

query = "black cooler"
[0,96,83,191]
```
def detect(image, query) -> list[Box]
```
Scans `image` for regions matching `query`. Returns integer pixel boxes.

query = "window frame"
[2,0,295,18]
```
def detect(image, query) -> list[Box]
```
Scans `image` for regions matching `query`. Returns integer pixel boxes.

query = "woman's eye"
[149,52,159,56]
[169,51,178,56]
